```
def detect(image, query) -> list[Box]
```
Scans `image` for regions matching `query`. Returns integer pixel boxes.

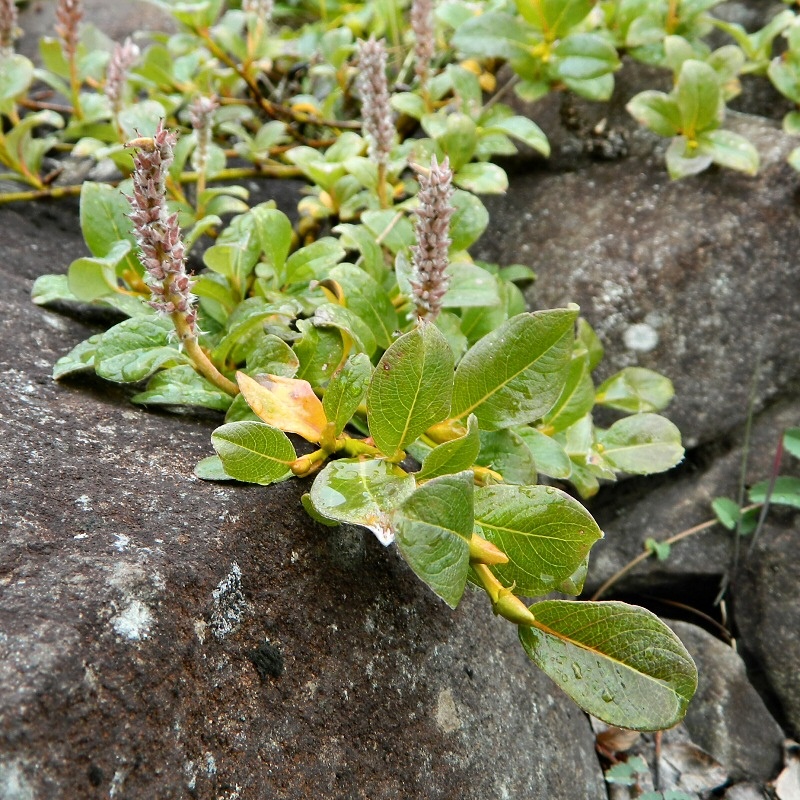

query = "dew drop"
[545,487,555,495]
[601,688,614,703]
[571,662,582,680]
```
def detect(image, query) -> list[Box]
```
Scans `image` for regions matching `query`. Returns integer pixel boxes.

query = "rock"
[735,518,800,739]
[583,397,799,598]
[723,783,771,800]
[0,201,608,797]
[667,622,785,783]
[477,111,800,449]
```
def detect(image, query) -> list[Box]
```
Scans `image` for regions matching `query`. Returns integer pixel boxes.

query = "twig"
[590,503,761,601]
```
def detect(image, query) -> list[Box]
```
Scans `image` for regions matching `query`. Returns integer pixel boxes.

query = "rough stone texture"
[735,518,800,740]
[477,111,800,449]
[0,201,608,798]
[667,622,785,783]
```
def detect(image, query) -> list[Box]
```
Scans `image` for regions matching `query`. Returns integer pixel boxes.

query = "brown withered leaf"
[237,371,327,443]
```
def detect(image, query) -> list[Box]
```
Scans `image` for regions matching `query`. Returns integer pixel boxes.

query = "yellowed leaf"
[237,371,327,443]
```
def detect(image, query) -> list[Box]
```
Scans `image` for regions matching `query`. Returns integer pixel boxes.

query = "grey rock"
[723,783,771,800]
[0,201,608,798]
[477,112,800,449]
[667,622,785,782]
[735,518,800,739]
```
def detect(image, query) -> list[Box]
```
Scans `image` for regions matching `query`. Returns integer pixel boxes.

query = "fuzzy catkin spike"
[410,155,455,323]
[356,37,394,168]
[189,94,219,174]
[0,0,19,55]
[243,0,273,25]
[55,0,82,59]
[106,38,140,116]
[411,0,434,90]
[128,122,197,335]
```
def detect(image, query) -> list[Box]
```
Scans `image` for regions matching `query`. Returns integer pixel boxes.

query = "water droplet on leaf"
[571,662,582,680]
[602,689,614,703]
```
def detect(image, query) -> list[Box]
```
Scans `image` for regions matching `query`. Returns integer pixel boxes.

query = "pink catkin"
[0,0,19,55]
[356,37,394,167]
[128,122,197,334]
[55,0,82,59]
[410,155,455,323]
[106,38,140,115]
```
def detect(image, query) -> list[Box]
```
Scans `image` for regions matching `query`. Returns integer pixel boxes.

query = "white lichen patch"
[623,322,660,353]
[113,533,131,552]
[112,599,153,640]
[435,688,462,733]
[210,563,247,640]
[75,494,92,512]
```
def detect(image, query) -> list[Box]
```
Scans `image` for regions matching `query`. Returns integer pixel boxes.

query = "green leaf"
[362,210,415,255]
[449,190,489,252]
[308,458,416,544]
[211,420,296,485]
[645,537,671,561]
[131,365,233,411]
[31,274,80,306]
[117,99,167,141]
[251,206,293,280]
[595,367,675,413]
[294,319,344,388]
[323,353,372,436]
[519,600,698,730]
[53,334,102,380]
[418,414,480,480]
[94,317,188,383]
[79,182,141,273]
[749,476,800,509]
[576,318,604,371]
[517,426,572,479]
[451,12,532,62]
[285,237,346,283]
[541,356,594,433]
[312,302,377,357]
[0,54,35,102]
[475,484,602,597]
[454,162,509,194]
[476,429,538,485]
[443,262,502,308]
[626,91,681,137]
[367,323,454,459]
[484,115,550,156]
[428,112,478,171]
[393,471,474,608]
[451,309,577,431]
[245,334,299,377]
[784,427,800,459]
[194,455,236,481]
[711,497,740,530]
[391,91,426,120]
[675,59,721,136]
[516,0,593,37]
[67,240,131,301]
[554,32,620,81]
[597,414,684,474]
[666,136,713,179]
[330,263,398,350]
[697,129,760,175]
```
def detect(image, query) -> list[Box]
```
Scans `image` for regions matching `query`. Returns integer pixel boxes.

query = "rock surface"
[0,201,608,798]
[735,518,800,740]
[668,621,785,783]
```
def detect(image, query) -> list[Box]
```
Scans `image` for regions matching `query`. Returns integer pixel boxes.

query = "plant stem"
[590,503,761,601]
[171,311,239,396]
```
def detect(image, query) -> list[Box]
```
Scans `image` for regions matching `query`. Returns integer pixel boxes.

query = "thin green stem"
[171,311,239,396]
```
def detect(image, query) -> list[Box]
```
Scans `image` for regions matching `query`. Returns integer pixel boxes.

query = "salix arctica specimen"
[106,38,140,129]
[189,94,219,203]
[411,0,434,109]
[0,0,19,56]
[410,155,455,323]
[356,37,394,208]
[55,0,83,118]
[128,122,237,395]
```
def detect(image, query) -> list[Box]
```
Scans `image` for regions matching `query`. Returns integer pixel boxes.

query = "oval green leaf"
[323,353,372,436]
[597,413,684,475]
[452,309,577,431]
[519,600,698,730]
[211,420,296,485]
[308,458,416,544]
[393,471,474,608]
[418,414,480,480]
[367,323,454,459]
[475,484,602,597]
